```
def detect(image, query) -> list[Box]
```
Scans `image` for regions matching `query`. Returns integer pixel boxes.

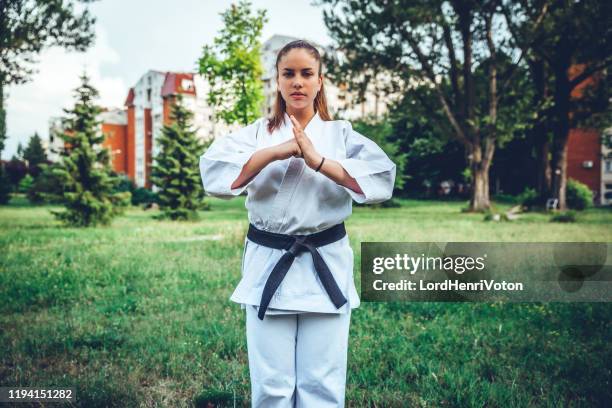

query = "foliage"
[4,155,27,190]
[112,173,135,194]
[0,0,97,155]
[387,85,467,197]
[131,187,159,207]
[151,95,208,220]
[0,165,10,204]
[566,179,593,211]
[550,210,577,223]
[26,163,64,204]
[518,187,539,210]
[505,0,612,208]
[319,0,536,211]
[18,174,33,193]
[51,73,129,227]
[23,132,48,177]
[198,0,267,126]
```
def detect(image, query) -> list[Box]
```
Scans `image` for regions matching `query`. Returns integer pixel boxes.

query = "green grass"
[1,196,611,407]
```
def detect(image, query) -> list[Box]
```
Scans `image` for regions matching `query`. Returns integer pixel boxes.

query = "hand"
[289,115,322,169]
[274,138,303,161]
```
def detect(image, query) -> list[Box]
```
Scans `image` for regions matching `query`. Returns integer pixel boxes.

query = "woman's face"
[277,48,322,113]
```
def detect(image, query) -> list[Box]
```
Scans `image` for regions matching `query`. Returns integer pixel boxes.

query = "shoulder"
[321,118,353,141]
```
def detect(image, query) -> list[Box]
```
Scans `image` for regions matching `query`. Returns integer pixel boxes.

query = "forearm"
[230,147,278,189]
[317,157,364,195]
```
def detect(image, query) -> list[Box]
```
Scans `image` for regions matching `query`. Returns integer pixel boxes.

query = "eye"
[283,72,293,77]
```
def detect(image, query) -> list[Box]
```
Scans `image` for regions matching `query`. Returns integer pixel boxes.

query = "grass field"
[1,196,611,407]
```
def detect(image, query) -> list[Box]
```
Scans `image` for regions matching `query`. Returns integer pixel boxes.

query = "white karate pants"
[245,306,352,407]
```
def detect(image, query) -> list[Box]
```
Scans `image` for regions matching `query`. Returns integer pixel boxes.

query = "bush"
[518,187,539,210]
[26,164,64,204]
[551,210,577,223]
[131,187,159,206]
[0,166,11,204]
[113,173,136,194]
[18,174,34,193]
[566,179,593,210]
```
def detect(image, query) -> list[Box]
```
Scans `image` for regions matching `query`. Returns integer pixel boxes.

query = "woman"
[200,40,396,408]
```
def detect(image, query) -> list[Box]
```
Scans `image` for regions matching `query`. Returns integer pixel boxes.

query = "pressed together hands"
[230,115,363,195]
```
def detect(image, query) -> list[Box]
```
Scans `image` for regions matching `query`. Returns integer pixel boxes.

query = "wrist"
[267,146,282,161]
[308,154,324,170]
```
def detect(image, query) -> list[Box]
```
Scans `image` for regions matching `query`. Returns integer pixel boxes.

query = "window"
[605,184,612,190]
[605,160,612,173]
[147,89,151,102]
[181,79,194,91]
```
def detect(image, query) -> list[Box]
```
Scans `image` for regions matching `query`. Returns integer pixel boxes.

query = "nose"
[292,77,303,88]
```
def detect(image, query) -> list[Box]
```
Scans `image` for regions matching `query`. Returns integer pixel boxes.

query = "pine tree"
[51,73,130,227]
[151,95,207,220]
[23,132,47,178]
[0,166,10,204]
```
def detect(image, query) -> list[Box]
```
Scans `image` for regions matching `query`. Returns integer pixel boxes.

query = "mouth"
[290,92,306,98]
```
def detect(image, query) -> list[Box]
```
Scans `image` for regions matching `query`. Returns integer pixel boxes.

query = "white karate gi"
[199,112,396,407]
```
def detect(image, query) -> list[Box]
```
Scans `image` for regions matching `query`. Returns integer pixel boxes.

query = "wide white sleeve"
[199,119,261,199]
[337,122,397,204]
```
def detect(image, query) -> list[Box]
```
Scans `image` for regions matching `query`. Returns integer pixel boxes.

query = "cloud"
[3,25,127,159]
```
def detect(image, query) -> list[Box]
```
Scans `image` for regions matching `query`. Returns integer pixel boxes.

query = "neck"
[286,106,315,129]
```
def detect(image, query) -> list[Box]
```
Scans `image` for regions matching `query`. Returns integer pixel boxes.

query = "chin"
[286,100,313,111]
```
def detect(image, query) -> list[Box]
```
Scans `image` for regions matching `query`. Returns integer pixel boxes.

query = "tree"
[198,0,267,126]
[320,0,540,211]
[23,132,47,177]
[0,165,10,204]
[51,73,130,227]
[504,0,612,209]
[5,154,27,188]
[151,95,208,220]
[0,0,96,156]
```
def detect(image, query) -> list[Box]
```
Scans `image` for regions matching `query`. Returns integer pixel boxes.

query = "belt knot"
[287,236,306,256]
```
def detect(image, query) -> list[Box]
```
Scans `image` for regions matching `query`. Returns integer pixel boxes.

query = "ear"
[317,74,323,92]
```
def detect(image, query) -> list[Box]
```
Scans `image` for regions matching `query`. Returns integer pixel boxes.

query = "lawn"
[1,196,611,407]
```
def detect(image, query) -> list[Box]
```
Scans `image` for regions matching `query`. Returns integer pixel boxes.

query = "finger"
[289,115,302,130]
[292,127,303,143]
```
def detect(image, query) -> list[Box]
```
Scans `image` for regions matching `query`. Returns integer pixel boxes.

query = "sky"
[3,0,332,160]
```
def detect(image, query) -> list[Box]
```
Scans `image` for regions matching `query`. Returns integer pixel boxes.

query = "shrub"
[113,173,136,194]
[566,178,593,210]
[26,164,64,204]
[18,174,34,193]
[551,210,577,223]
[0,166,11,204]
[518,187,539,210]
[131,187,159,206]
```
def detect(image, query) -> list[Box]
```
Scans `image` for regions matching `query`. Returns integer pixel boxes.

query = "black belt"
[247,223,349,320]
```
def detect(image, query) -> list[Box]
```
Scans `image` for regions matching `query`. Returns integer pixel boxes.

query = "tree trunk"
[528,58,551,199]
[470,162,491,211]
[0,76,6,155]
[534,124,551,198]
[469,144,491,211]
[551,49,571,210]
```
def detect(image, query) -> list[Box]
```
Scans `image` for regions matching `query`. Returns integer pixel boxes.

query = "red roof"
[161,72,197,97]
[124,88,135,107]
